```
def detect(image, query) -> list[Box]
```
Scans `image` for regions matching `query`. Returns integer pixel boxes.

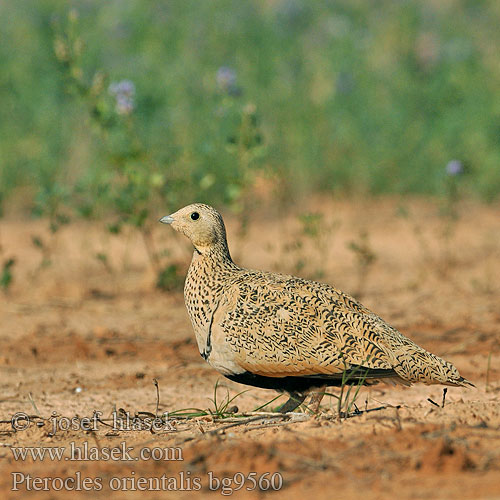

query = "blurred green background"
[1,0,499,222]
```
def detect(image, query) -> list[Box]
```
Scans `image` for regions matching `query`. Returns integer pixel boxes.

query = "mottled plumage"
[160,204,472,412]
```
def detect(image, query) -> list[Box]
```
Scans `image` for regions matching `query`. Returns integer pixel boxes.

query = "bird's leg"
[308,385,327,413]
[277,392,306,413]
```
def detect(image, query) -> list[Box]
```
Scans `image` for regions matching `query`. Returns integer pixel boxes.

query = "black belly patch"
[224,367,397,393]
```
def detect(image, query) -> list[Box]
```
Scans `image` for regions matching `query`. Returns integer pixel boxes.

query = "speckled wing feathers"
[213,271,468,386]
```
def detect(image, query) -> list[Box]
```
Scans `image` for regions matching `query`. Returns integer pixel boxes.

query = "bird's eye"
[190,212,200,221]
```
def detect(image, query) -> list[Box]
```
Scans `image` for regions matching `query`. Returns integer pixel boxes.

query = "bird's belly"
[188,317,243,376]
[208,355,245,376]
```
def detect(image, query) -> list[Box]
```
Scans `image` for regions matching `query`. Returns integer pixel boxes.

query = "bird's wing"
[213,272,397,378]
[213,271,466,386]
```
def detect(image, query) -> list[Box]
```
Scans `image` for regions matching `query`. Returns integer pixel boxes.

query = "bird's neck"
[191,241,236,271]
[184,241,238,348]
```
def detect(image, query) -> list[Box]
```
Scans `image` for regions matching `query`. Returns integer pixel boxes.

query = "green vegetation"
[1,258,15,292]
[1,0,499,217]
[167,380,247,419]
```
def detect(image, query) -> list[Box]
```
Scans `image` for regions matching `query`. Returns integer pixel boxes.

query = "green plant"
[437,160,466,275]
[252,394,286,412]
[280,211,338,280]
[347,231,377,297]
[396,204,433,282]
[31,185,71,269]
[208,379,248,418]
[1,258,15,292]
[399,162,468,281]
[52,11,173,283]
[155,264,183,292]
[167,380,247,420]
[95,252,113,274]
[31,235,52,271]
[336,364,369,419]
[218,98,266,238]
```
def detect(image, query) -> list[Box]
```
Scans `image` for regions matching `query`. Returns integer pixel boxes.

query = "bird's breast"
[184,256,227,359]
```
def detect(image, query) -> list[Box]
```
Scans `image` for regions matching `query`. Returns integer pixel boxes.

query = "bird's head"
[160,203,229,256]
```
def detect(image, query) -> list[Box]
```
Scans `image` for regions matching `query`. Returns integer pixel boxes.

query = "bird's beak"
[159,215,175,224]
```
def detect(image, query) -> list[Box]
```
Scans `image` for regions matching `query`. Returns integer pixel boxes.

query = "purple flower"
[446,160,463,176]
[115,95,134,115]
[109,80,135,115]
[216,66,241,96]
[109,80,135,97]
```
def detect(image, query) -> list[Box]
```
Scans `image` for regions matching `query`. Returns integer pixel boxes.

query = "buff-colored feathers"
[161,203,472,409]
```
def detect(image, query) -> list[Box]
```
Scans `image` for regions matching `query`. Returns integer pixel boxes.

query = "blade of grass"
[252,394,284,412]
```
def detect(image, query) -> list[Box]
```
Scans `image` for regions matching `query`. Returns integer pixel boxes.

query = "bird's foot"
[308,386,327,414]
[277,392,307,413]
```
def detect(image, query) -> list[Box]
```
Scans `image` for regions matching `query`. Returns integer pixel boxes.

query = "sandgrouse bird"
[160,204,472,413]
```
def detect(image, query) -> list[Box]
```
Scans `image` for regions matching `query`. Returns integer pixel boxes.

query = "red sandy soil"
[0,196,499,499]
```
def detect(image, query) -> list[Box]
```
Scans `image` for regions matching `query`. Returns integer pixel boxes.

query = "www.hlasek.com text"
[11,441,183,462]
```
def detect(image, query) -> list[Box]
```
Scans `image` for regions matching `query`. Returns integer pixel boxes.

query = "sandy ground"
[0,196,499,499]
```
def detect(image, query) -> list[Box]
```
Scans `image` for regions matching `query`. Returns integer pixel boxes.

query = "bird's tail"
[388,340,474,388]
[443,376,475,388]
